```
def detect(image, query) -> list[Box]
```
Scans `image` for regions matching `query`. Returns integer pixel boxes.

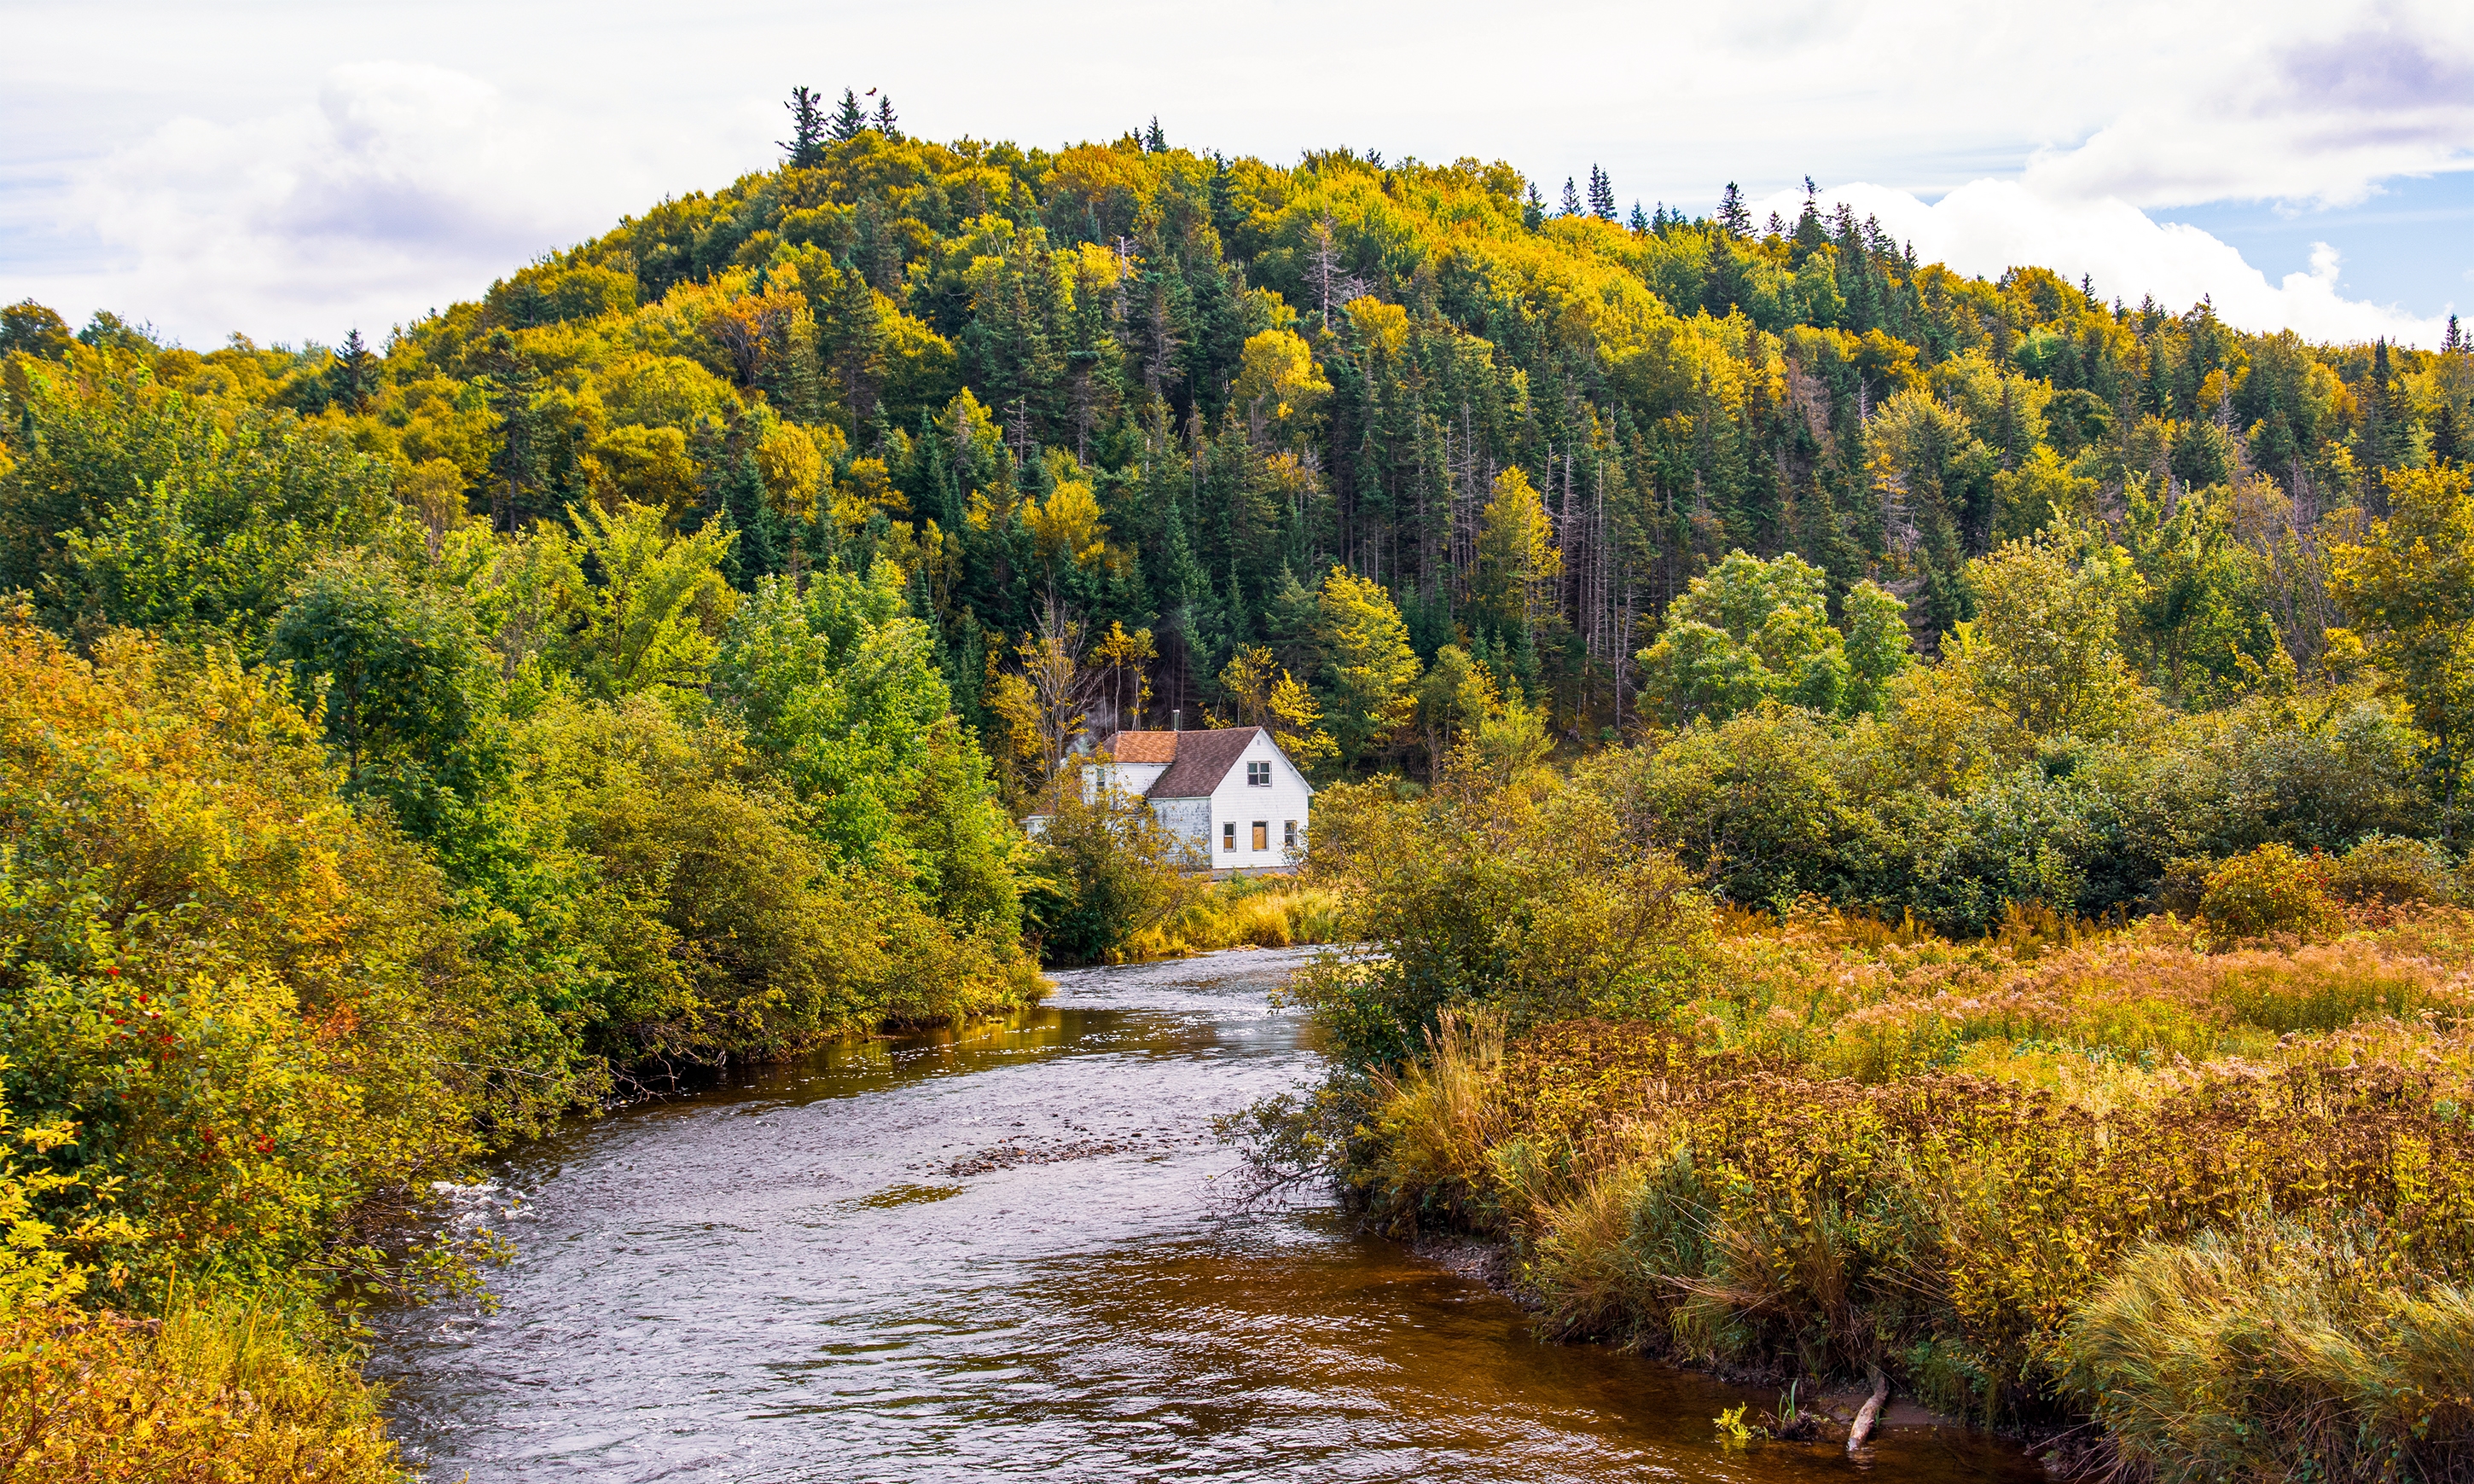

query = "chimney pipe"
[1172,708,1182,732]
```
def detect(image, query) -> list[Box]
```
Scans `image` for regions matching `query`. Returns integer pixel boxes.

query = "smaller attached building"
[1084,727,1313,873]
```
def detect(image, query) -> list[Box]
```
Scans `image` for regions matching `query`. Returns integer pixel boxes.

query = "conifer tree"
[1560,177,1583,217]
[1629,201,1648,234]
[1716,183,1751,237]
[828,88,868,143]
[2448,314,2465,355]
[1587,165,1616,221]
[330,327,375,413]
[781,86,828,169]
[874,93,900,139]
[1144,117,1167,153]
[1523,183,1545,232]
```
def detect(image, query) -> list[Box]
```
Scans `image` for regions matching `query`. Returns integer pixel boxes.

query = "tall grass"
[1325,902,2474,1469]
[1123,878,1350,959]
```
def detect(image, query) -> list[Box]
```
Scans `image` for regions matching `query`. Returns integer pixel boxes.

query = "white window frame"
[1222,820,1235,852]
[1246,761,1271,786]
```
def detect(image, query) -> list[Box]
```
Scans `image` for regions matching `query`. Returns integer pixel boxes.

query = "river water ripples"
[371,948,2041,1482]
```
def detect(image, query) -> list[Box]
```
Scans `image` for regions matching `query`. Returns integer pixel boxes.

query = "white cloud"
[1750,178,2449,346]
[13,63,673,345]
[3,1,2471,343]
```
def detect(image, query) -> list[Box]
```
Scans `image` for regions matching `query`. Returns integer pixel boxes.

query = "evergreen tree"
[329,327,375,413]
[1144,116,1167,153]
[1629,201,1649,234]
[2435,403,2464,467]
[828,88,869,143]
[2448,314,2464,355]
[1716,183,1752,237]
[1523,183,1545,232]
[1560,177,1583,217]
[874,93,900,139]
[781,86,828,169]
[1587,165,1616,221]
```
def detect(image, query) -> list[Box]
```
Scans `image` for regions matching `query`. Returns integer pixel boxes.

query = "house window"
[1252,820,1269,851]
[1283,820,1298,849]
[1246,761,1270,786]
[1222,821,1235,852]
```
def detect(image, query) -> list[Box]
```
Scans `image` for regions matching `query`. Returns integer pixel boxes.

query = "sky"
[3,0,2471,350]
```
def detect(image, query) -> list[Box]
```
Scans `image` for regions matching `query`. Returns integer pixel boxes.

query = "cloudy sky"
[3,0,2470,349]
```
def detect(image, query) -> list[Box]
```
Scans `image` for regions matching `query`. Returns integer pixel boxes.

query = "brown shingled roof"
[1148,727,1264,798]
[1103,730,1179,764]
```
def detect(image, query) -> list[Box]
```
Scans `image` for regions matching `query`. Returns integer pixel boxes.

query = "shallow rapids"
[371,948,2039,1482]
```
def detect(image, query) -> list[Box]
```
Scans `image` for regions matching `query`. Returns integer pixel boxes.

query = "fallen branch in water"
[1847,1365,1890,1455]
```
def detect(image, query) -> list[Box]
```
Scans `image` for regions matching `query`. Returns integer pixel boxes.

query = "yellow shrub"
[2201,843,2338,941]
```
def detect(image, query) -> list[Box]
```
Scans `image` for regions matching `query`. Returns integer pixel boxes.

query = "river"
[370,947,2043,1482]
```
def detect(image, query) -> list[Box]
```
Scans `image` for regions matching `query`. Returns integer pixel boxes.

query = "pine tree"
[1716,183,1751,237]
[330,327,375,413]
[1523,183,1545,232]
[874,93,899,139]
[1560,177,1583,217]
[1629,201,1649,234]
[1144,116,1167,153]
[828,88,868,143]
[781,86,828,169]
[2449,314,2465,355]
[2434,402,2463,467]
[1587,165,1616,221]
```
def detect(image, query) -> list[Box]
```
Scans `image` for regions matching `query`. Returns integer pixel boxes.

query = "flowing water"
[372,948,2042,1483]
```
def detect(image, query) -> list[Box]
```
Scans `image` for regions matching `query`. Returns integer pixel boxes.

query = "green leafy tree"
[562,500,737,697]
[2328,465,2474,838]
[1636,550,1881,722]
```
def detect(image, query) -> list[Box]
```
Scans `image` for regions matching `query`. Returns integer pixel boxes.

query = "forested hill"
[4,107,2471,794]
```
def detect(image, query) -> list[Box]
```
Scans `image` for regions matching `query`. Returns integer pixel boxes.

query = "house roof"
[1102,730,1180,764]
[1147,727,1268,798]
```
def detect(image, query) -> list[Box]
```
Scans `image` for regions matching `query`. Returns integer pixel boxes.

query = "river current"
[371,948,2041,1482]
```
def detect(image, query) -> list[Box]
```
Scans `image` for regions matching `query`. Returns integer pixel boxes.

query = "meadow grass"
[1335,900,2474,1471]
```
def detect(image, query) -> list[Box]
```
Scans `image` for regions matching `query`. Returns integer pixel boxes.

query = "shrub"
[2326,832,2458,907]
[1292,751,1712,1068]
[2199,843,2338,940]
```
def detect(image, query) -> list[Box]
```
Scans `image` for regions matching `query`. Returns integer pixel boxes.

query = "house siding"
[1202,731,1313,871]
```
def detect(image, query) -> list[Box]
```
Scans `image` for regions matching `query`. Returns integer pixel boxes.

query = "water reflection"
[373,948,2036,1482]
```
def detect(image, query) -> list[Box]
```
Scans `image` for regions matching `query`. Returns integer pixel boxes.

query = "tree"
[1717,183,1752,237]
[562,499,738,697]
[1587,165,1616,222]
[329,328,375,413]
[2328,465,2474,838]
[874,93,900,140]
[1560,177,1583,217]
[1475,467,1561,633]
[1217,644,1337,773]
[781,87,828,169]
[0,300,70,361]
[1948,521,2147,740]
[1143,116,1166,153]
[1635,550,1859,722]
[1316,566,1420,768]
[828,88,869,143]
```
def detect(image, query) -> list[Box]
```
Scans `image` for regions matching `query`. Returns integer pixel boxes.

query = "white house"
[1083,727,1314,874]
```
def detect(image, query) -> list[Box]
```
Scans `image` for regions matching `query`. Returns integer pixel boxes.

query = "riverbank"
[1324,899,2474,1476]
